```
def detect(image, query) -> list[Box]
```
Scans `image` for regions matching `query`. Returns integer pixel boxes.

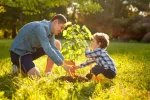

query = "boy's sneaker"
[86,73,93,80]
[11,64,18,74]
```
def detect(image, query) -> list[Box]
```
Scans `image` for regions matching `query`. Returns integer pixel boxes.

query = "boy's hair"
[92,32,109,49]
[51,14,67,24]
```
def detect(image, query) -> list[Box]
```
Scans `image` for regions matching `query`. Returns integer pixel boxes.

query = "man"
[10,14,69,77]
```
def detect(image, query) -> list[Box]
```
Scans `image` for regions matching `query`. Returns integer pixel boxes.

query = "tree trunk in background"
[20,12,23,27]
[4,30,8,38]
[12,19,16,38]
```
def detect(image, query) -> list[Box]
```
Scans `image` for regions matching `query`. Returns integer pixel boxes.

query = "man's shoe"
[45,72,52,76]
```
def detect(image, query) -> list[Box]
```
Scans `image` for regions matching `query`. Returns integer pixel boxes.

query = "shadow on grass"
[66,81,113,100]
[0,73,19,99]
[56,75,89,83]
[56,75,114,100]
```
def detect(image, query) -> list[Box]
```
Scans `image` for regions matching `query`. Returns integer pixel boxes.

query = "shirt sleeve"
[79,58,95,68]
[34,25,63,66]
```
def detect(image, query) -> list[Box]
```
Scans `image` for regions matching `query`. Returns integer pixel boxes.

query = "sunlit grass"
[0,39,150,100]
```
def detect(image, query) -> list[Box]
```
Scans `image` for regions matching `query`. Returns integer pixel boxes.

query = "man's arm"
[34,25,63,66]
[49,36,64,60]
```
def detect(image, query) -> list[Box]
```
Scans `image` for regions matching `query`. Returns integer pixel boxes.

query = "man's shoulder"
[38,20,50,31]
[27,20,49,27]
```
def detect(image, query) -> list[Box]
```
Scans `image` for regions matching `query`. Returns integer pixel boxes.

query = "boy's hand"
[86,47,91,52]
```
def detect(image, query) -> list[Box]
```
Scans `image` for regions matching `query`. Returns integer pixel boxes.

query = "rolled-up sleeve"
[34,25,63,66]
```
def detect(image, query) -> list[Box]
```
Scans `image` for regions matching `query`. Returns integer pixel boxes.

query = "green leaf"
[62,24,91,60]
[76,25,80,29]
[63,30,67,36]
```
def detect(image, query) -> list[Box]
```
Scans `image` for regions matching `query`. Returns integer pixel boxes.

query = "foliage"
[61,24,92,61]
[0,91,8,100]
[112,16,150,36]
[0,0,101,38]
[0,39,150,99]
[74,0,101,15]
[77,0,150,41]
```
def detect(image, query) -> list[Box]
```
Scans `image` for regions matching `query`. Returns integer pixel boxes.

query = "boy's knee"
[91,66,100,76]
[55,39,61,50]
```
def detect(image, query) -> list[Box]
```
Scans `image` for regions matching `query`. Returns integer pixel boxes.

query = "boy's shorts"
[91,65,116,79]
[10,48,45,73]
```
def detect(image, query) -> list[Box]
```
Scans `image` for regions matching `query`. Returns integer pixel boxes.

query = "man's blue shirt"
[10,20,64,66]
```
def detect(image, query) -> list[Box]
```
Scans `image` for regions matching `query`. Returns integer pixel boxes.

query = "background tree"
[0,0,101,38]
[0,0,70,38]
[78,0,150,41]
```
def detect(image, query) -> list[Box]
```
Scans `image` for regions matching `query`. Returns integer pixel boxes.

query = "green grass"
[0,39,150,100]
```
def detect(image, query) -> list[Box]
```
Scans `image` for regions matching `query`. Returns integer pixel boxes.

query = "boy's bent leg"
[91,65,116,79]
[45,39,61,73]
[91,65,102,76]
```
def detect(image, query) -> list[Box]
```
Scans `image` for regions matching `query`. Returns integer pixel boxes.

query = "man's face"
[53,20,65,35]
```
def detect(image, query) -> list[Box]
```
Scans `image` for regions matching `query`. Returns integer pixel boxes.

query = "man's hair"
[51,14,67,24]
[92,32,109,49]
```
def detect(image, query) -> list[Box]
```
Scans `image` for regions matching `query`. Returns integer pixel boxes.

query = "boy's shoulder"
[95,48,106,52]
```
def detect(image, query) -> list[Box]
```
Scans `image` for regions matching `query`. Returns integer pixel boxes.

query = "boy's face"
[52,19,65,35]
[90,38,101,50]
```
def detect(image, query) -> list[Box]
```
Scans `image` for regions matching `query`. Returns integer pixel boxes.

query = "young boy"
[73,32,116,79]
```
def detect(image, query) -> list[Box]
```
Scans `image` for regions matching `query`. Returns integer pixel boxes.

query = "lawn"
[0,39,150,100]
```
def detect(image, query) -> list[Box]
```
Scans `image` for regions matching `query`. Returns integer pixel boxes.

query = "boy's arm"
[79,58,95,68]
[70,58,95,73]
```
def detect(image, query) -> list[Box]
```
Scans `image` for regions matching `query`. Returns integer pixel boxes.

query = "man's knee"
[27,67,41,77]
[55,39,61,50]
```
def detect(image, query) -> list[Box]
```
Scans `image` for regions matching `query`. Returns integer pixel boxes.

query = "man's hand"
[70,65,79,73]
[62,60,81,76]
[63,65,73,72]
[63,65,75,76]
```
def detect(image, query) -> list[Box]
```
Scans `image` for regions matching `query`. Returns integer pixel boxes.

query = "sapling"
[61,23,92,77]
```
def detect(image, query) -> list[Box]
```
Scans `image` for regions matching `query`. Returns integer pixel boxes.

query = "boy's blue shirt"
[10,20,64,66]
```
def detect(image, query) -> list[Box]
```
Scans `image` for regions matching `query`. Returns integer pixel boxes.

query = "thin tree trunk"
[20,12,23,27]
[12,19,16,38]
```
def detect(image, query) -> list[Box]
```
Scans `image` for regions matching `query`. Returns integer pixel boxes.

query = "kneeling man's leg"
[21,54,41,77]
[27,67,41,77]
